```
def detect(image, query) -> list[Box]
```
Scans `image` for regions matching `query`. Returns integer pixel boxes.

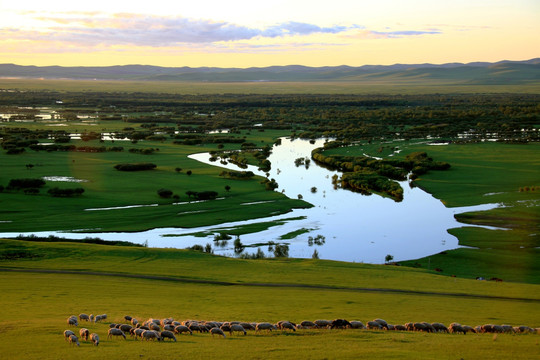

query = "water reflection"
[0,138,500,263]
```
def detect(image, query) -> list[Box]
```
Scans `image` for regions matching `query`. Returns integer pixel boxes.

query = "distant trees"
[114,163,156,171]
[47,187,85,197]
[185,190,218,201]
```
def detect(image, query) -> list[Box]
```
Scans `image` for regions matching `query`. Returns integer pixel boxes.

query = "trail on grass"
[1,267,538,303]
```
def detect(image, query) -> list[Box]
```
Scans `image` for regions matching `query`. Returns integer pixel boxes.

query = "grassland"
[0,239,539,359]
[0,129,310,232]
[2,77,540,94]
[323,141,540,283]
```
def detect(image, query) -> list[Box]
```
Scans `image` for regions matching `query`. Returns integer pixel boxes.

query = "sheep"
[189,323,206,333]
[90,333,99,346]
[132,328,146,340]
[160,330,177,342]
[174,325,193,335]
[413,323,428,332]
[366,321,382,330]
[373,319,389,330]
[163,324,176,332]
[331,319,351,329]
[142,330,162,341]
[240,322,256,331]
[108,328,126,340]
[449,323,466,334]
[421,322,435,333]
[348,321,365,329]
[124,315,132,322]
[256,322,276,332]
[63,330,75,341]
[480,324,494,333]
[300,320,319,329]
[279,322,296,332]
[210,327,226,338]
[89,314,94,322]
[314,320,332,328]
[79,328,90,341]
[230,324,247,335]
[492,325,504,333]
[462,325,476,334]
[109,323,118,328]
[94,315,103,323]
[119,324,133,333]
[67,316,78,327]
[68,334,80,347]
[431,323,449,333]
[518,325,535,333]
[501,325,515,333]
[393,324,407,331]
[131,318,139,326]
[405,322,415,331]
[149,323,161,332]
[79,313,90,322]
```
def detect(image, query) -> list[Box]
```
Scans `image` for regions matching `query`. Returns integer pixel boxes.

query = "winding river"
[1,138,500,263]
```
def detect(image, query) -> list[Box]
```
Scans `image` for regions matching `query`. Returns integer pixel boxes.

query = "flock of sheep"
[64,313,539,346]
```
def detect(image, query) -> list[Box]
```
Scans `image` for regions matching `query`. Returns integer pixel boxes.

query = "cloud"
[0,12,442,53]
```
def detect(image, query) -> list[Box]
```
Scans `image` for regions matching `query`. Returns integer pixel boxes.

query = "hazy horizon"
[1,1,539,68]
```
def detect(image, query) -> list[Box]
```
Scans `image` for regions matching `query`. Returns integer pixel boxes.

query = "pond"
[0,138,500,263]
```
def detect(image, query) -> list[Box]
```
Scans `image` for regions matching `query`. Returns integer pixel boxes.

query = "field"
[0,129,311,232]
[2,78,540,94]
[0,239,539,359]
[0,83,538,358]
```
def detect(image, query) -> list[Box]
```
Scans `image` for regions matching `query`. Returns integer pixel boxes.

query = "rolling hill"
[1,59,539,84]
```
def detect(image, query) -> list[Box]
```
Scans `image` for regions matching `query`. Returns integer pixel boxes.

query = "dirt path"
[1,267,539,303]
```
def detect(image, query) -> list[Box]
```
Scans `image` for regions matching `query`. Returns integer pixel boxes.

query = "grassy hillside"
[0,239,539,359]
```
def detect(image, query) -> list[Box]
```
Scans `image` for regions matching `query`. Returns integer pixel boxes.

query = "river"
[0,138,500,263]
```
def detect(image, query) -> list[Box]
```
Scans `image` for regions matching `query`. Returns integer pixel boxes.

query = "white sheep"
[68,334,80,347]
[174,325,193,335]
[142,330,161,341]
[314,320,332,328]
[108,328,126,340]
[79,328,89,341]
[160,330,177,342]
[90,333,99,346]
[230,324,247,335]
[67,316,78,327]
[349,321,365,329]
[63,330,75,341]
[256,322,276,332]
[79,314,90,322]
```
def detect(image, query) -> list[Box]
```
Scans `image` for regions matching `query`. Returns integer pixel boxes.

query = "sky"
[0,0,539,68]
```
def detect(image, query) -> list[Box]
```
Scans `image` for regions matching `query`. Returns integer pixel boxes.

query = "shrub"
[47,187,85,197]
[114,163,157,171]
[7,178,46,190]
[157,188,173,198]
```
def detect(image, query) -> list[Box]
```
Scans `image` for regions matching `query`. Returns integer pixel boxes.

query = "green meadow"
[0,239,539,359]
[0,129,310,232]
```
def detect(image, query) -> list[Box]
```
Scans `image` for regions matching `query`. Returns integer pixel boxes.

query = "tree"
[385,254,394,263]
[234,237,244,254]
[157,188,173,198]
[273,244,289,258]
[175,167,182,173]
[186,170,192,176]
[225,185,231,192]
[312,249,319,259]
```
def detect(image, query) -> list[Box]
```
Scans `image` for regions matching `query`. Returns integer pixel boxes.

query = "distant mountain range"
[1,59,539,84]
